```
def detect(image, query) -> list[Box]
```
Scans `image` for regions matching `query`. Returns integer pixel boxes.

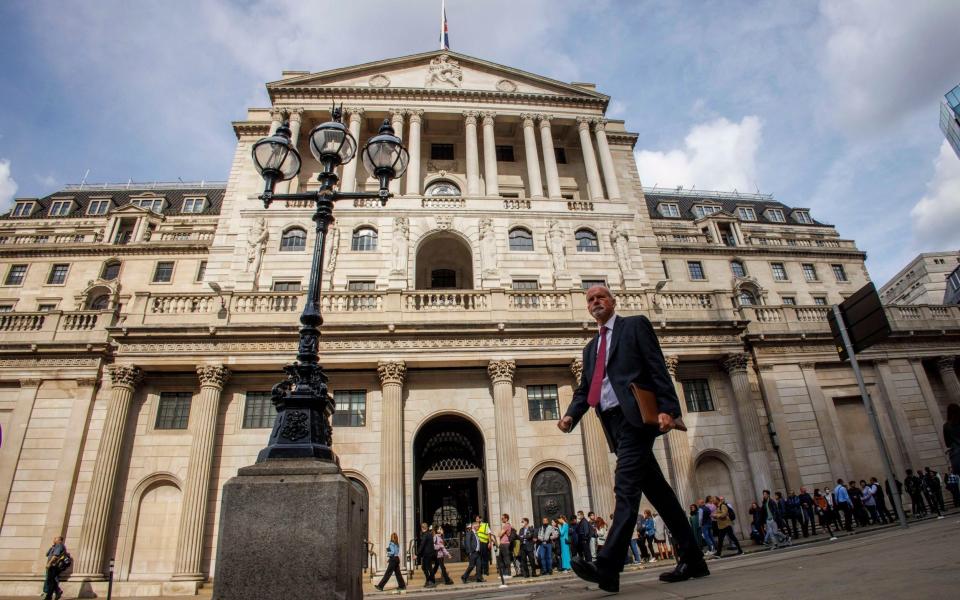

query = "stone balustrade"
[0,310,111,344]
[321,293,382,312]
[421,197,466,209]
[508,291,569,310]
[403,291,488,311]
[566,201,594,211]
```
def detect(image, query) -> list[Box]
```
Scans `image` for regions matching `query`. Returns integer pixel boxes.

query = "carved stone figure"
[547,219,567,273]
[247,217,269,289]
[611,221,632,278]
[479,218,498,274]
[425,54,463,88]
[391,217,409,274]
[325,226,340,271]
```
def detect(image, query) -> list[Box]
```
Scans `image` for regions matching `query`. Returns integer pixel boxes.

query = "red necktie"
[587,326,608,407]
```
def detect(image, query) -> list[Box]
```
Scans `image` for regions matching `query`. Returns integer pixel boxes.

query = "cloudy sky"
[0,0,958,284]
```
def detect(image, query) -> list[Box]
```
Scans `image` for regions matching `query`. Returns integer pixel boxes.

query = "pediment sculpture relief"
[368,73,391,88]
[425,54,463,88]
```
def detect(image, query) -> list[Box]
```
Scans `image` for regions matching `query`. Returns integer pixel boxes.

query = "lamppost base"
[212,459,365,600]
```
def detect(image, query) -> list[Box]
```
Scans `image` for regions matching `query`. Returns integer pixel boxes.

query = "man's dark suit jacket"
[519,526,535,550]
[565,314,681,452]
[418,531,436,562]
[464,530,481,556]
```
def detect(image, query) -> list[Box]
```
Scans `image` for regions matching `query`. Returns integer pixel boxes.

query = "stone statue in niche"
[391,217,409,274]
[247,217,269,289]
[547,219,567,273]
[325,226,340,271]
[610,221,632,279]
[425,54,463,88]
[479,218,498,274]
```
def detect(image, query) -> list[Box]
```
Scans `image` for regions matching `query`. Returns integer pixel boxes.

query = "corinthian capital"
[576,116,593,131]
[462,110,479,124]
[664,355,680,377]
[537,114,554,129]
[937,356,957,374]
[109,365,143,389]
[408,109,425,124]
[592,118,608,131]
[378,361,407,386]
[481,111,496,127]
[197,365,231,389]
[344,106,365,122]
[570,358,584,386]
[723,353,750,374]
[487,359,516,384]
[520,113,537,127]
[269,106,285,122]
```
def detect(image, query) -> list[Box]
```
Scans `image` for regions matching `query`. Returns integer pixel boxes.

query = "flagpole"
[440,0,445,50]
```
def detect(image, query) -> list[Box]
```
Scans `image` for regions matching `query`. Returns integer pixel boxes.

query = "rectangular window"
[781,296,796,305]
[527,384,560,421]
[687,261,706,280]
[0,304,13,312]
[430,143,454,160]
[659,203,681,218]
[195,260,207,282]
[49,201,72,216]
[950,271,960,291]
[347,280,376,291]
[87,199,110,215]
[4,264,27,286]
[133,198,164,213]
[37,303,57,312]
[766,208,786,222]
[332,390,366,427]
[155,392,191,430]
[737,206,757,221]
[832,264,847,282]
[152,261,174,283]
[554,147,567,164]
[581,278,607,289]
[12,202,34,217]
[346,281,377,309]
[802,263,818,282]
[813,296,828,306]
[182,197,206,213]
[272,281,302,292]
[682,379,715,412]
[693,205,720,219]
[47,264,69,285]
[512,279,540,290]
[793,210,813,224]
[242,391,275,429]
[771,262,788,281]
[495,145,515,162]
[730,261,747,278]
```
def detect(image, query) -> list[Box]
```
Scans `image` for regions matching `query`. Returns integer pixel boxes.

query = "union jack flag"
[441,1,450,50]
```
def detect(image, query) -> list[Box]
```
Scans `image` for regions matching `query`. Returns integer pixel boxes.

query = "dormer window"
[737,206,756,221]
[658,203,681,218]
[131,197,164,213]
[12,202,34,217]
[49,200,73,217]
[182,197,206,213]
[792,210,813,224]
[692,204,721,219]
[87,199,111,215]
[764,208,785,223]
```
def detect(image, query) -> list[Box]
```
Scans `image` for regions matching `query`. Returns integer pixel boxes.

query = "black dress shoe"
[572,558,619,593]
[659,560,710,583]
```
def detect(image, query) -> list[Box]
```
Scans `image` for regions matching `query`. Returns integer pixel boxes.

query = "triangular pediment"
[268,50,608,100]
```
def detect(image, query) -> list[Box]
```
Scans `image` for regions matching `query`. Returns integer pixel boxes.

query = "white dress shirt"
[597,313,619,411]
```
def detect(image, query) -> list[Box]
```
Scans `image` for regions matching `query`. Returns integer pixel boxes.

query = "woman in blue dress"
[558,515,572,571]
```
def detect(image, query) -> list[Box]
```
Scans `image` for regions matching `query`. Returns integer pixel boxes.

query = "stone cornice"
[267,85,607,109]
[657,243,866,260]
[605,132,638,148]
[232,121,272,139]
[0,242,212,259]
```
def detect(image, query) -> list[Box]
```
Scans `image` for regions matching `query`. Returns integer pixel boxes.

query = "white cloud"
[634,116,762,191]
[819,0,960,134]
[910,141,960,249]
[0,160,17,212]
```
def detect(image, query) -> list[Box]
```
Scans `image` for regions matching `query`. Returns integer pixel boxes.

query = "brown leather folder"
[629,383,687,432]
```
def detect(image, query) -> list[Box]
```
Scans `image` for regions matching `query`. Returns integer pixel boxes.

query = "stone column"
[286,108,304,193]
[75,366,143,577]
[577,117,604,201]
[593,119,621,200]
[341,107,364,193]
[538,115,562,199]
[389,109,405,195]
[268,106,284,135]
[405,110,424,196]
[464,111,481,196]
[664,356,694,505]
[488,360,522,519]
[377,361,407,563]
[723,354,774,494]
[481,112,499,196]
[937,356,960,403]
[571,359,615,520]
[520,113,544,198]
[173,365,231,580]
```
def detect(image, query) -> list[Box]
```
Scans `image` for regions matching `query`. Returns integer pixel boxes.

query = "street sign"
[828,282,891,361]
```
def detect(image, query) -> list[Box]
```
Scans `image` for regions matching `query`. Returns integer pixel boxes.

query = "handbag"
[629,383,687,431]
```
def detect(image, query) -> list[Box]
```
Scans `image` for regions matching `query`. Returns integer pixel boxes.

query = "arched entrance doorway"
[694,453,743,535]
[531,468,574,524]
[415,232,474,290]
[414,415,487,561]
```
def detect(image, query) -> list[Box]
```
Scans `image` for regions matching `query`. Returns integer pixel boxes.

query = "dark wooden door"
[532,468,573,523]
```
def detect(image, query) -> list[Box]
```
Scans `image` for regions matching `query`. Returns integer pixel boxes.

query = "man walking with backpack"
[712,498,743,558]
[43,536,70,600]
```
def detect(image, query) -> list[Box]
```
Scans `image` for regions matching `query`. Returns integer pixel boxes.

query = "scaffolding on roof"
[62,180,227,191]
[642,186,774,203]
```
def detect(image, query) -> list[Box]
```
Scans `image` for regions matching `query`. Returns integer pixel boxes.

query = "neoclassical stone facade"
[1,50,959,596]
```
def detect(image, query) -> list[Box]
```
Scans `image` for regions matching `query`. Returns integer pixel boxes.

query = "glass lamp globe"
[308,121,357,167]
[251,123,301,181]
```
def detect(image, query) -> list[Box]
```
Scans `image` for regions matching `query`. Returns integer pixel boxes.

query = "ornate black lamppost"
[250,108,409,462]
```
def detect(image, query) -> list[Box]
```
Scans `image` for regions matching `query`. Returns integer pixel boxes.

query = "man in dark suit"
[517,518,537,577]
[460,522,484,583]
[416,522,436,588]
[558,285,708,592]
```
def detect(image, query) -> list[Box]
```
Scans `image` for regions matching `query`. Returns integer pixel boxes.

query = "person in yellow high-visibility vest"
[474,515,492,576]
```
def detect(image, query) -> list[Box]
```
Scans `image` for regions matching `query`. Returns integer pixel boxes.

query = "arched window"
[280,228,306,252]
[424,180,461,197]
[730,260,746,278]
[738,290,757,306]
[90,294,110,310]
[101,260,121,281]
[508,227,534,251]
[575,229,599,252]
[351,227,378,251]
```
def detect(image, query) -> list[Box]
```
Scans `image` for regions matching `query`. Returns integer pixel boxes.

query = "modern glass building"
[941,84,960,158]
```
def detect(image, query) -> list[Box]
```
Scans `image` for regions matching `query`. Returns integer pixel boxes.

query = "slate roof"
[644,191,828,227]
[2,185,226,220]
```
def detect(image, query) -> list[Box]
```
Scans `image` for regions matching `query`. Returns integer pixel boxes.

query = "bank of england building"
[1,51,958,595]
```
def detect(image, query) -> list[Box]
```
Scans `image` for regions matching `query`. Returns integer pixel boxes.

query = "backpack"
[509,527,519,544]
[726,503,737,522]
[57,553,72,572]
